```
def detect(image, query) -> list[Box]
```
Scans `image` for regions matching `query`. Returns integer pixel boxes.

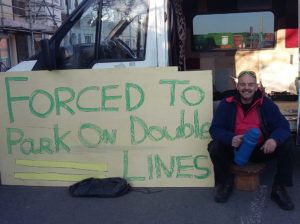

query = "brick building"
[0,0,68,70]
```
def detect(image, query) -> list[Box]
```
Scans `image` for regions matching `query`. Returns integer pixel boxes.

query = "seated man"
[208,70,295,210]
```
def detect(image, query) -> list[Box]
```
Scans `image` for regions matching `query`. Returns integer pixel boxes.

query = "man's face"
[237,74,258,104]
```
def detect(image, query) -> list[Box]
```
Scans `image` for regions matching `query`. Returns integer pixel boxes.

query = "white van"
[10,0,168,71]
[9,0,298,93]
[9,0,299,133]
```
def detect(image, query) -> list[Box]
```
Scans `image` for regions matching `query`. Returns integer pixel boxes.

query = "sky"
[193,12,274,35]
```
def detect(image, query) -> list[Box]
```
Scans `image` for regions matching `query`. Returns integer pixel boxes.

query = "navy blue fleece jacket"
[209,90,291,147]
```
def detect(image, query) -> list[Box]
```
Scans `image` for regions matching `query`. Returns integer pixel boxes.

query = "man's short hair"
[238,71,257,79]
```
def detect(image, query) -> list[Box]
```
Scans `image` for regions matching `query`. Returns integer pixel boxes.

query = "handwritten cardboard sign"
[0,67,214,187]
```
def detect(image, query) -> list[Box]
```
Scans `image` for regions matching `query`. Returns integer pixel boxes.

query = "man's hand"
[232,135,244,148]
[260,138,277,154]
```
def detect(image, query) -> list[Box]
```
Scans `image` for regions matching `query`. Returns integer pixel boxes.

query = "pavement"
[1,148,300,224]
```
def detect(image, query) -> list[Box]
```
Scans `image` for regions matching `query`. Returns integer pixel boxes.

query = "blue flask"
[234,128,261,166]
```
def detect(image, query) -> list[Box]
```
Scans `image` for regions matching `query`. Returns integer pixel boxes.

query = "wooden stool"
[231,162,266,191]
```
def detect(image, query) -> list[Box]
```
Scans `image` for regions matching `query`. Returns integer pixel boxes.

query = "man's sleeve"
[263,98,291,146]
[209,100,235,146]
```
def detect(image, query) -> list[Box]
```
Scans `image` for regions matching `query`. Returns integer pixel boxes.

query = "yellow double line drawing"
[14,159,108,182]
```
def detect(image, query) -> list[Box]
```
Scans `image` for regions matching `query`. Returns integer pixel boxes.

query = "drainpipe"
[28,0,35,56]
[0,0,4,26]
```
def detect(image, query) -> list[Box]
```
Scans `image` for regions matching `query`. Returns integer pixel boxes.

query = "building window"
[84,35,92,44]
[12,0,26,17]
[192,11,275,51]
[0,38,11,71]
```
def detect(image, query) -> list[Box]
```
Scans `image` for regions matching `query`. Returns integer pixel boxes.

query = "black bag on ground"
[69,177,131,198]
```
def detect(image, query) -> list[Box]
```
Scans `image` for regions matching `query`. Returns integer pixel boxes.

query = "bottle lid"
[247,128,260,140]
[249,128,260,135]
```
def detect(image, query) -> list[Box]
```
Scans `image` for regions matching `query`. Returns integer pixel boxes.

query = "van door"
[9,0,168,72]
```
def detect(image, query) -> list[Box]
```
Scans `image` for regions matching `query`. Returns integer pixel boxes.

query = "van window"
[56,0,148,70]
[57,1,98,69]
[192,11,274,51]
[99,0,148,61]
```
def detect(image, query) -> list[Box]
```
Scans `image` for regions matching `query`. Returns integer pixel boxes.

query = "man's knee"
[208,140,229,157]
[276,137,295,155]
[208,140,220,154]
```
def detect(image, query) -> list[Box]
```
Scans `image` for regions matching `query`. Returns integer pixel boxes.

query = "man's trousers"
[207,137,294,186]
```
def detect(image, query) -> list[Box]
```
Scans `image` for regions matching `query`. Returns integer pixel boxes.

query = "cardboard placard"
[0,67,214,187]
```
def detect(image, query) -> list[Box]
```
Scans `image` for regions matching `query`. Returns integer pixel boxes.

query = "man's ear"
[258,79,265,93]
[231,76,238,87]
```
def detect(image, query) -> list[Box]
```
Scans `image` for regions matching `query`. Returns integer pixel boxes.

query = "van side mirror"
[40,39,56,70]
